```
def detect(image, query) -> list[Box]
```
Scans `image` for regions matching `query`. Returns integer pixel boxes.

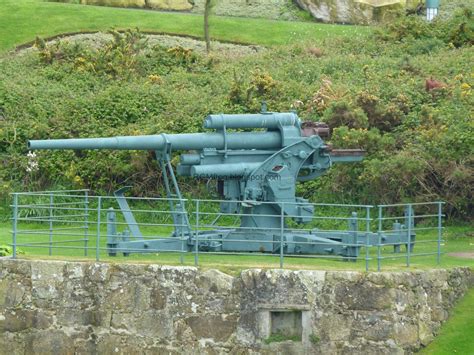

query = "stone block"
[0,279,26,307]
[318,313,352,341]
[0,260,31,277]
[136,310,174,339]
[391,321,419,347]
[418,320,435,346]
[149,285,167,310]
[105,280,150,311]
[0,331,25,355]
[198,269,234,293]
[84,262,111,282]
[333,282,395,310]
[1,309,52,332]
[56,308,110,327]
[25,330,74,355]
[186,314,238,342]
[96,333,170,354]
[147,0,193,11]
[31,260,65,282]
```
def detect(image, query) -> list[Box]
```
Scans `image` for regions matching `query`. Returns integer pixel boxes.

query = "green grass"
[264,333,302,344]
[1,220,472,275]
[0,0,370,52]
[420,287,474,355]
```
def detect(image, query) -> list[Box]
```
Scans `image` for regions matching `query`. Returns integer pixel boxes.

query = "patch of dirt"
[16,32,265,57]
[447,252,474,259]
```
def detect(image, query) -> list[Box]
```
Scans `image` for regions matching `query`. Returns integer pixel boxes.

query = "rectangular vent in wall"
[270,310,303,341]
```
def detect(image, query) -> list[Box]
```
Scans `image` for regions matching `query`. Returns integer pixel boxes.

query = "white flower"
[26,151,39,173]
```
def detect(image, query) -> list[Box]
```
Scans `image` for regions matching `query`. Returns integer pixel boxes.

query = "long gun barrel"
[28,132,283,151]
[28,112,301,151]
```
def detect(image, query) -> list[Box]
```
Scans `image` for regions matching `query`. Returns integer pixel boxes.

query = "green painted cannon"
[28,111,414,259]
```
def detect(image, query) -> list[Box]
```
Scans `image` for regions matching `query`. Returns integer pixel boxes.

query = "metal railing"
[8,190,445,271]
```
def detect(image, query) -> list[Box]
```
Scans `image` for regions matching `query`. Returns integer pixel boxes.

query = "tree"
[204,0,216,54]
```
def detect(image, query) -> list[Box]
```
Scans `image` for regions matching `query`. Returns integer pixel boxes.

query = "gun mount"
[28,111,415,259]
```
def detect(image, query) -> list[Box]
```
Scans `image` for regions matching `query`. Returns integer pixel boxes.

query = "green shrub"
[0,21,472,220]
[376,8,474,48]
[264,333,301,344]
[0,245,12,256]
[309,333,320,344]
[321,101,368,130]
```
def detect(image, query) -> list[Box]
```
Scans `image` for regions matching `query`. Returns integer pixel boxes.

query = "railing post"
[12,193,18,259]
[84,191,89,257]
[96,197,102,262]
[365,206,371,272]
[377,206,382,272]
[437,202,442,265]
[49,193,54,256]
[280,203,284,269]
[406,204,412,267]
[194,200,200,267]
[179,200,185,265]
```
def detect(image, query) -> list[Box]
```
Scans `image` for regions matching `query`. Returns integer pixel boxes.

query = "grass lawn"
[0,0,370,52]
[420,287,474,355]
[1,219,472,275]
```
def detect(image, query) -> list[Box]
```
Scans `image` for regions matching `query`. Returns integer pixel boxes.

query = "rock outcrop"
[79,0,299,20]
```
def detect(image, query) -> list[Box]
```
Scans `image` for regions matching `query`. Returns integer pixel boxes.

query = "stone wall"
[75,0,431,23]
[0,259,472,354]
[79,0,300,20]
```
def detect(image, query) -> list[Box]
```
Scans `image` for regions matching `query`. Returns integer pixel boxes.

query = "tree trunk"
[204,0,213,54]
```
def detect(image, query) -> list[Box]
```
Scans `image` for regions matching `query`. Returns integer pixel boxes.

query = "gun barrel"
[28,132,282,151]
[191,162,261,178]
[204,113,299,130]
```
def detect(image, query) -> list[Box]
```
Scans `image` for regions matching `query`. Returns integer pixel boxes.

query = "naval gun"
[28,111,414,259]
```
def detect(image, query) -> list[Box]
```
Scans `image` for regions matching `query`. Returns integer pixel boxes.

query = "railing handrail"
[11,189,90,195]
[377,201,445,207]
[9,190,444,272]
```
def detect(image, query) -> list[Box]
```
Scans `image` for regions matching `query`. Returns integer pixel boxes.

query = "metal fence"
[9,190,444,271]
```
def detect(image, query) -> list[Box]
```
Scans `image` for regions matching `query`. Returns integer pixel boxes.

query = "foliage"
[35,29,148,79]
[321,101,368,130]
[0,244,12,256]
[0,245,23,256]
[0,4,473,221]
[228,69,282,111]
[306,78,347,115]
[376,8,474,48]
[264,332,301,344]
[355,91,404,132]
[309,333,320,344]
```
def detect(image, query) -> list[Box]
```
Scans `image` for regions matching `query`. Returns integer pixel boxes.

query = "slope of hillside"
[0,0,368,52]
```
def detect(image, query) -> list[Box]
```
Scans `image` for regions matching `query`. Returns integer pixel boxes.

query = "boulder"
[81,0,146,8]
[146,0,193,11]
